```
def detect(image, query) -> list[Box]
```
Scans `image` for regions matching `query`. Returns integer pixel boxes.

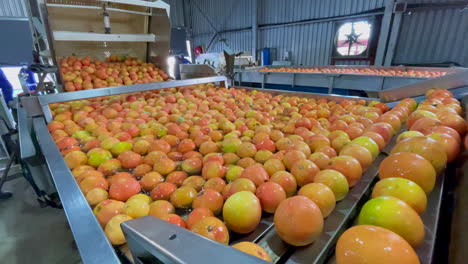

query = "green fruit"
[372,178,427,214]
[351,136,379,158]
[226,166,244,182]
[87,148,112,167]
[223,191,261,234]
[222,138,242,153]
[313,169,349,201]
[111,142,133,156]
[357,196,425,247]
[73,130,91,140]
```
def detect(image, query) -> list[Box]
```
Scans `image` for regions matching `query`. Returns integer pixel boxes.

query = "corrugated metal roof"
[190,0,252,35]
[393,8,468,66]
[258,0,385,24]
[0,0,28,17]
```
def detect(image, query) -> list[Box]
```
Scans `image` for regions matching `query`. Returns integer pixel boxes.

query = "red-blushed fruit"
[290,159,320,186]
[148,200,175,218]
[316,145,337,158]
[362,131,386,151]
[298,183,336,218]
[93,199,125,227]
[182,176,206,191]
[160,214,186,228]
[79,174,108,195]
[181,157,203,175]
[308,152,331,170]
[204,177,227,193]
[202,160,226,179]
[365,123,393,143]
[274,196,323,246]
[326,156,362,187]
[223,191,262,234]
[336,225,420,264]
[186,208,214,229]
[107,172,132,186]
[190,216,229,245]
[133,163,152,178]
[428,132,460,162]
[225,178,256,198]
[109,177,141,201]
[263,159,286,176]
[240,164,269,187]
[282,150,307,170]
[270,171,297,197]
[166,171,188,186]
[150,182,177,200]
[192,189,224,214]
[232,242,272,262]
[170,186,197,209]
[255,182,287,213]
[379,152,436,194]
[98,158,121,176]
[409,117,440,134]
[438,113,466,135]
[339,144,373,170]
[153,157,177,175]
[426,126,461,143]
[118,150,143,169]
[139,171,164,191]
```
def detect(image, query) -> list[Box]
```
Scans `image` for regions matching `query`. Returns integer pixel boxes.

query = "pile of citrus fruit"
[59,55,170,92]
[259,67,448,78]
[47,82,465,261]
[336,89,466,264]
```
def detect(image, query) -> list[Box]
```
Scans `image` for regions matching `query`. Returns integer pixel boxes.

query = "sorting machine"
[17,74,468,263]
[234,65,468,101]
[15,1,468,262]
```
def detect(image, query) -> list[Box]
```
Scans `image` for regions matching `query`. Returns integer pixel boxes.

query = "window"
[336,21,372,56]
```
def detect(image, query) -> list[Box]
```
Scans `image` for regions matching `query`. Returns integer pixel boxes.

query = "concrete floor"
[0,177,81,264]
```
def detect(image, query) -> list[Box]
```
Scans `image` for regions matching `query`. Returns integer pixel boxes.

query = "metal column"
[375,0,395,66]
[252,0,258,62]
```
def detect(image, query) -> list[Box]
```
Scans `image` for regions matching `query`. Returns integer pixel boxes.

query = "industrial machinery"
[15,1,468,263]
[17,72,467,262]
[17,0,174,199]
[26,0,172,92]
[235,65,468,100]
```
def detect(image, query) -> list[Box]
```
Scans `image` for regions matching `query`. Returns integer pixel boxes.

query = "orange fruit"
[232,242,271,262]
[380,153,436,194]
[274,196,323,246]
[336,225,420,264]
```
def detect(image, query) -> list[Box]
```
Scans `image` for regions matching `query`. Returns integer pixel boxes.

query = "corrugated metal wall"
[0,0,28,17]
[259,0,385,24]
[188,0,468,67]
[190,0,385,65]
[393,8,468,66]
[259,22,335,65]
